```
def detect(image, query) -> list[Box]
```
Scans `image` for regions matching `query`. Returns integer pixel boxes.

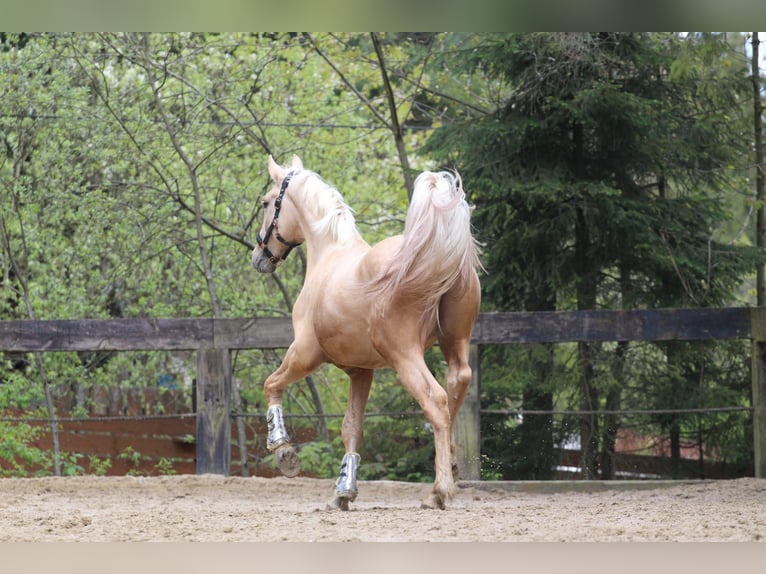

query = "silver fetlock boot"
[266,405,300,477]
[335,452,361,501]
[266,405,291,451]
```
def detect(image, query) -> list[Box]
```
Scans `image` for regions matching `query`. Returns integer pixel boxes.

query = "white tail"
[371,170,482,329]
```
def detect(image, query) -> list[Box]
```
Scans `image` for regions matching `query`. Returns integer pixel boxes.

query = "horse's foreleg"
[263,342,322,478]
[328,368,373,511]
[266,404,300,478]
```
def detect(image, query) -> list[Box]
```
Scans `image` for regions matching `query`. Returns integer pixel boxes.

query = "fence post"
[751,308,766,478]
[196,347,232,475]
[453,345,481,480]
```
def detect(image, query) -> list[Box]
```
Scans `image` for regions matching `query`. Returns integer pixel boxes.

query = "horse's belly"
[315,324,388,370]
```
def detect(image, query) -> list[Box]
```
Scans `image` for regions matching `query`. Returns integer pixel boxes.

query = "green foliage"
[116,447,178,476]
[357,401,437,482]
[426,33,759,308]
[294,436,346,478]
[0,419,48,477]
[359,417,436,483]
[0,33,430,479]
[118,447,144,476]
[478,343,574,479]
[154,458,178,476]
[86,455,113,476]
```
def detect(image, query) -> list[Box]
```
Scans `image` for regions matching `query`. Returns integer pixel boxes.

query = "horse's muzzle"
[252,248,277,274]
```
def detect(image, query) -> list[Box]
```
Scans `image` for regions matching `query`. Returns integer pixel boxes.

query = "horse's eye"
[262,200,269,209]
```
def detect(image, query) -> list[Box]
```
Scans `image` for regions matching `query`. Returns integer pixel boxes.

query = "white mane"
[298,171,360,244]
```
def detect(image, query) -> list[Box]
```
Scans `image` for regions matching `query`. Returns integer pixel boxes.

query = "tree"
[425,32,763,479]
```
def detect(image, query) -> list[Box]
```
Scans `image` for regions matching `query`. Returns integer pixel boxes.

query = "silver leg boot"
[328,452,361,511]
[266,404,291,451]
[266,405,300,478]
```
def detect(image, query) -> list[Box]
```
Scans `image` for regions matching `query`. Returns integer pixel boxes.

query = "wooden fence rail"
[1,307,765,478]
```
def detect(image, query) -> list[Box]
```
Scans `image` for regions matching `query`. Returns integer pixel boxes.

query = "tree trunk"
[518,262,556,480]
[0,171,62,477]
[753,32,765,306]
[575,218,600,474]
[578,342,600,479]
[601,262,630,479]
[140,33,240,473]
[572,121,601,479]
[520,345,555,479]
[663,341,687,479]
[669,421,682,478]
[305,374,329,442]
[600,343,626,480]
[232,378,249,476]
[697,417,705,479]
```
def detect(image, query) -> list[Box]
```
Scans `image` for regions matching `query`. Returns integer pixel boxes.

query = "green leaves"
[0,33,462,478]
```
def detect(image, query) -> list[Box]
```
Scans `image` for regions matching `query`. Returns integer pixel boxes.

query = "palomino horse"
[252,155,481,510]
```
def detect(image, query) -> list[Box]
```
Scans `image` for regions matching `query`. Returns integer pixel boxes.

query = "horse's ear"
[268,154,283,182]
[290,154,304,171]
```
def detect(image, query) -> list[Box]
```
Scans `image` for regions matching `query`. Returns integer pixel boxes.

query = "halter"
[256,171,303,264]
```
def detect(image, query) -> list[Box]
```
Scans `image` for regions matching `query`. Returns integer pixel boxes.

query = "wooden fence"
[1,307,765,479]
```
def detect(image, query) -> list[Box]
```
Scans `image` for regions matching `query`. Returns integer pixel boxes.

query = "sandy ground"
[0,475,765,542]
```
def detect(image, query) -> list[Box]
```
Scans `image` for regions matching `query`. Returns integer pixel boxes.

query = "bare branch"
[371,32,414,198]
[137,33,222,316]
[307,33,391,129]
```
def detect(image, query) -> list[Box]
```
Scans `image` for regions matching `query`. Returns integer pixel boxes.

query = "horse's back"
[356,235,403,283]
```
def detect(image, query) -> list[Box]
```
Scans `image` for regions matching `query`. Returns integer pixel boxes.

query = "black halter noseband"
[256,171,303,265]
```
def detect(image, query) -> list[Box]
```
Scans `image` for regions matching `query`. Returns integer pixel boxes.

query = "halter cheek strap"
[256,171,303,264]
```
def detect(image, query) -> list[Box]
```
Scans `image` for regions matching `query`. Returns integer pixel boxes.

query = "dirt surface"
[0,475,765,542]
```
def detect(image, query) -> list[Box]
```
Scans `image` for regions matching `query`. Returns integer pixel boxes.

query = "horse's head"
[252,154,305,273]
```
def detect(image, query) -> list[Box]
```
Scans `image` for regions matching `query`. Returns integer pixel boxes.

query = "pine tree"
[425,32,763,479]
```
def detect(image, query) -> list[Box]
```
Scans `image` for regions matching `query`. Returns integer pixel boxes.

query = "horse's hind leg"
[438,271,480,480]
[438,336,473,480]
[328,368,373,511]
[263,341,323,478]
[391,356,454,510]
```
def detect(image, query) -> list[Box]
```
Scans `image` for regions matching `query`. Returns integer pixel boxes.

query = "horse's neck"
[293,191,367,273]
[303,233,369,277]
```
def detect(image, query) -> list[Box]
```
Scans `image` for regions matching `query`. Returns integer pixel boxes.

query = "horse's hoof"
[275,445,301,478]
[420,492,446,510]
[326,496,351,511]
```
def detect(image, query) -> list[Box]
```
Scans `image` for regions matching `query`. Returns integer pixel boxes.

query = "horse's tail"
[370,170,482,330]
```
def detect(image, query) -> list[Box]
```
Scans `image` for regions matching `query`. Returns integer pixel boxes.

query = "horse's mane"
[296,171,360,244]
